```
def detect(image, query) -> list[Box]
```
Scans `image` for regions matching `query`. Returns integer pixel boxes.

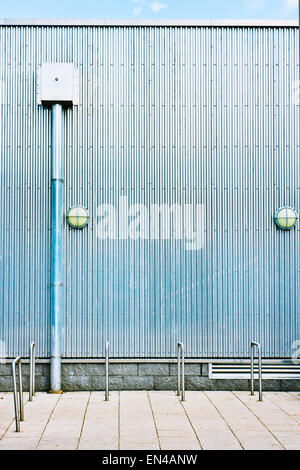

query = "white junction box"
[37,63,79,105]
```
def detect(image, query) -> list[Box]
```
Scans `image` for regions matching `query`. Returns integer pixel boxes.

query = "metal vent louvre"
[209,363,300,379]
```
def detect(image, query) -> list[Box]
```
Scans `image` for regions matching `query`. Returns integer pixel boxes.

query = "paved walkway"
[0,391,300,450]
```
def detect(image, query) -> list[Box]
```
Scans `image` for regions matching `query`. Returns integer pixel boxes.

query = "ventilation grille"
[209,363,300,379]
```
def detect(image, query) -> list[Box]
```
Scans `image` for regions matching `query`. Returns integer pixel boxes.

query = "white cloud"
[150,1,167,13]
[280,0,298,16]
[130,0,144,16]
[282,0,298,11]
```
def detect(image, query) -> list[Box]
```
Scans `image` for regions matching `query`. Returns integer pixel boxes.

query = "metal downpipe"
[50,104,63,393]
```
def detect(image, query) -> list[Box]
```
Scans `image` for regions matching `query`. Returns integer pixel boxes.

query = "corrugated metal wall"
[0,25,299,358]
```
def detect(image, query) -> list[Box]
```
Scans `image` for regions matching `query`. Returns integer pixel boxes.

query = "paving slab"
[61,392,90,399]
[37,393,89,450]
[234,391,300,450]
[0,392,30,439]
[265,392,300,421]
[0,393,16,439]
[0,437,38,450]
[273,431,300,450]
[181,391,242,450]
[120,391,159,450]
[78,391,118,450]
[289,392,300,400]
[0,393,59,450]
[148,391,201,450]
[206,391,283,450]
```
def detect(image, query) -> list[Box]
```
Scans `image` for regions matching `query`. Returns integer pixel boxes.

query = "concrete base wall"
[1,362,300,392]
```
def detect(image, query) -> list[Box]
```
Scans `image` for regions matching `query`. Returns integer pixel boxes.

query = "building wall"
[0,25,299,359]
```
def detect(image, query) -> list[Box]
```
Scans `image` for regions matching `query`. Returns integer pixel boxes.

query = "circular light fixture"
[66,205,89,229]
[274,206,298,230]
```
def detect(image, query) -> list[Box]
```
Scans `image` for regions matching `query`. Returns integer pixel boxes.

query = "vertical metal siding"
[0,26,299,358]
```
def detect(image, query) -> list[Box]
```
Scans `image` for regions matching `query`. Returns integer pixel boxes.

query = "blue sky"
[0,0,298,20]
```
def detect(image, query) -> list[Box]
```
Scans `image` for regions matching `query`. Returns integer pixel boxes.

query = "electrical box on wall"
[37,63,79,105]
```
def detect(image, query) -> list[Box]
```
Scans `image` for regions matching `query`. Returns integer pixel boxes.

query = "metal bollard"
[105,341,109,401]
[11,356,24,432]
[29,342,36,401]
[177,342,185,401]
[250,341,263,402]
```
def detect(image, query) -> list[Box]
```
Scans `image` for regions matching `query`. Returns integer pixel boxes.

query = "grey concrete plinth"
[0,362,299,392]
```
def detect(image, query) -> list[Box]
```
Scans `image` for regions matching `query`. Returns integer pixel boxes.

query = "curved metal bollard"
[105,341,109,401]
[11,356,24,432]
[250,341,263,401]
[29,342,36,401]
[177,342,185,401]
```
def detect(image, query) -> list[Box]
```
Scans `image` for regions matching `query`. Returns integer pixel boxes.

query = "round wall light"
[274,206,298,230]
[66,205,89,229]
